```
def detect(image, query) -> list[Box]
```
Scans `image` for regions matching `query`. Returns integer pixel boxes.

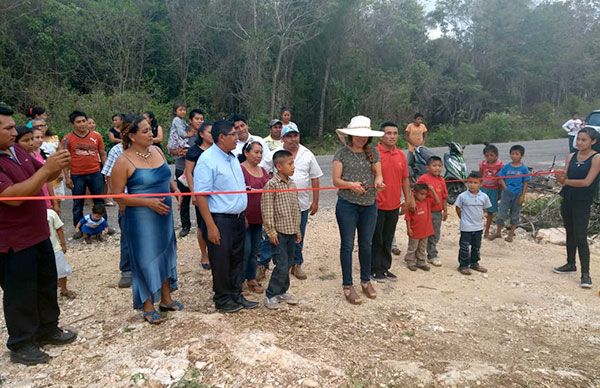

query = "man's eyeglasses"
[33,124,48,129]
[224,131,238,137]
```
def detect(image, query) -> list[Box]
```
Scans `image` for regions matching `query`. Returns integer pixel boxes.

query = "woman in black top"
[554,127,600,288]
[184,121,213,270]
[108,113,125,144]
[144,111,164,149]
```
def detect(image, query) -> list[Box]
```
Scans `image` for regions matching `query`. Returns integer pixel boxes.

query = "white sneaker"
[428,257,442,267]
[276,293,299,305]
[264,296,281,309]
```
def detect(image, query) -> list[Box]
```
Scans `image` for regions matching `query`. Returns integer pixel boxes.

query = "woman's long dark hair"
[144,111,159,134]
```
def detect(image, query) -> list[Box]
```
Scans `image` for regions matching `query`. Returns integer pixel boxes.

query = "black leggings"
[561,198,592,274]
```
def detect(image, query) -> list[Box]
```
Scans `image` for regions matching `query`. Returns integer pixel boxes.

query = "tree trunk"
[318,56,332,137]
[270,39,286,118]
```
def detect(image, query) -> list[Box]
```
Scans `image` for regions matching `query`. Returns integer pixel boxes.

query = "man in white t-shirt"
[230,114,269,166]
[260,126,323,280]
[562,112,582,153]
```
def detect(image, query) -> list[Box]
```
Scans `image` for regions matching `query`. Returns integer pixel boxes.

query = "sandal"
[201,262,211,270]
[361,281,377,299]
[247,280,265,294]
[143,310,164,324]
[158,300,184,312]
[343,286,362,305]
[505,234,514,242]
[60,290,77,299]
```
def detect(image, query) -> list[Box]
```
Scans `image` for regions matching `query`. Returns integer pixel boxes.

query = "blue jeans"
[265,233,296,298]
[243,224,263,281]
[335,198,377,286]
[258,209,309,267]
[458,230,482,268]
[497,190,522,226]
[71,172,105,227]
[118,213,131,277]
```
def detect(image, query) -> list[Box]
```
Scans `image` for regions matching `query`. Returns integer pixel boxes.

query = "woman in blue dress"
[111,116,182,324]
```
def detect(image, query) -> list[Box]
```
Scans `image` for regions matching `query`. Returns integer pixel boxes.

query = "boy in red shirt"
[478,144,503,239]
[416,156,448,267]
[405,183,440,271]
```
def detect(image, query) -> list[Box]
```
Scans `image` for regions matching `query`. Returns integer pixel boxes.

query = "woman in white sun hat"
[332,115,386,305]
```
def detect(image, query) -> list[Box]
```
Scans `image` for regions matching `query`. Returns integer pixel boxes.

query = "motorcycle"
[444,141,468,205]
[409,145,438,185]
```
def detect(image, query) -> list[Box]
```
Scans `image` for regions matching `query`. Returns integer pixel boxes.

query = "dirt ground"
[1,208,600,387]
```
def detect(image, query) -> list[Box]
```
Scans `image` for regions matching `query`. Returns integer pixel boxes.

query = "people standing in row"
[263,119,283,151]
[240,142,269,294]
[404,183,440,272]
[231,114,268,165]
[554,128,600,288]
[261,125,323,280]
[111,116,182,324]
[108,113,125,145]
[195,120,258,313]
[167,103,197,238]
[333,116,385,305]
[455,172,492,275]
[61,111,107,237]
[184,121,213,270]
[101,122,131,288]
[280,107,298,133]
[0,106,76,366]
[416,156,448,267]
[143,111,164,150]
[262,150,302,309]
[479,144,504,239]
[46,208,75,299]
[563,112,582,153]
[492,145,530,242]
[371,121,412,282]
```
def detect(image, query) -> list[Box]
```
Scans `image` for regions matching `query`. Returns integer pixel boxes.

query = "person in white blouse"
[563,112,582,153]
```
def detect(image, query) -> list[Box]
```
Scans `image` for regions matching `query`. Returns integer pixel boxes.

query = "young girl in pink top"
[479,143,504,239]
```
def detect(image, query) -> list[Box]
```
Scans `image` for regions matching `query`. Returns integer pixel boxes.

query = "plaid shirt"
[101,143,123,177]
[261,173,301,238]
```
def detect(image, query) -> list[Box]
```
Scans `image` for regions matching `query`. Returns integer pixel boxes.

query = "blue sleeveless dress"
[124,162,178,310]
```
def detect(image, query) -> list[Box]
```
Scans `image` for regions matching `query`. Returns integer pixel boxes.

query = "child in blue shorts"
[479,143,504,239]
[493,145,530,242]
[75,203,109,244]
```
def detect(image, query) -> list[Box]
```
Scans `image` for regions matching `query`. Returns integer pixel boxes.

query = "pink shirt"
[479,159,504,189]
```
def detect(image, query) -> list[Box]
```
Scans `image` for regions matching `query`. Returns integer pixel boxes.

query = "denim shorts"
[481,187,499,213]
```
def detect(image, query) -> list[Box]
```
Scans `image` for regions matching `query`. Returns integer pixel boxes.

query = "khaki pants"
[404,238,428,266]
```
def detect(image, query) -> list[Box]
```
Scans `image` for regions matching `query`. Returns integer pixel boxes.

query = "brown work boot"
[361,281,377,299]
[256,265,268,282]
[470,264,488,273]
[458,267,472,275]
[291,264,307,280]
[343,286,362,305]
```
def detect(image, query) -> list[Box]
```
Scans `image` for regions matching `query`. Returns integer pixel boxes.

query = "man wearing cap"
[230,114,269,165]
[264,119,283,151]
[261,125,323,280]
[0,106,76,365]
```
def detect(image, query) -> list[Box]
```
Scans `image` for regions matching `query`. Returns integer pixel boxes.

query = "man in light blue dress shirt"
[194,120,258,312]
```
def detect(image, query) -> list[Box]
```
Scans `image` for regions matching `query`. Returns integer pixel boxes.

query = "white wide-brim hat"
[336,115,384,144]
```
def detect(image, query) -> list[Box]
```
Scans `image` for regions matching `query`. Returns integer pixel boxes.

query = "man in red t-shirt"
[416,156,449,266]
[62,111,107,236]
[371,122,413,282]
[0,106,76,365]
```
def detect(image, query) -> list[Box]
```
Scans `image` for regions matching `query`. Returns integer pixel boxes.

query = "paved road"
[59,138,569,237]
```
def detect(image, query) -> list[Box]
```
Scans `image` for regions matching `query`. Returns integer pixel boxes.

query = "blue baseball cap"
[282,123,299,137]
